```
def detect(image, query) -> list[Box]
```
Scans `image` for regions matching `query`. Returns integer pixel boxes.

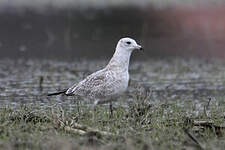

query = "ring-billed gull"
[48,37,143,105]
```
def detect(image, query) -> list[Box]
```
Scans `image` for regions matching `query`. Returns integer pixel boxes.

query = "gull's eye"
[126,41,131,45]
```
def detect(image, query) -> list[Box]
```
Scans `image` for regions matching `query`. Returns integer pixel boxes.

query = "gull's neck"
[106,46,132,72]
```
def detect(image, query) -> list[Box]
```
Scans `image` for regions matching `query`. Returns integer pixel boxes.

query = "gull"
[48,37,143,106]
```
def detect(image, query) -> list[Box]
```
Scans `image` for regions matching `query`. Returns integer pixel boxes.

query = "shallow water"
[1,58,225,112]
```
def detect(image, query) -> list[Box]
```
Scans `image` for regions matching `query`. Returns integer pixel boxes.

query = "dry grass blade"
[203,98,212,118]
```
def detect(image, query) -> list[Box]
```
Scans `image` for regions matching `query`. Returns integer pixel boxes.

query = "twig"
[183,128,204,150]
[51,107,115,137]
[193,120,225,136]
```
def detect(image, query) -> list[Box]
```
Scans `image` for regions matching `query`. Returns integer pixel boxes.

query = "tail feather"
[47,89,68,96]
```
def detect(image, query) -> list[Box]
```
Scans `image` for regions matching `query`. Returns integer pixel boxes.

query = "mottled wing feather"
[66,69,116,98]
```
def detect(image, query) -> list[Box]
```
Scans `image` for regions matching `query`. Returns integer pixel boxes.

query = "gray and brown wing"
[65,69,116,98]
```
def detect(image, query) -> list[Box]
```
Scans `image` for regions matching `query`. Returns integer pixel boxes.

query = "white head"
[107,37,143,69]
[116,37,143,52]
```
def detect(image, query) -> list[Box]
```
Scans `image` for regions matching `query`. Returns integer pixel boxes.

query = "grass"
[1,94,225,150]
[1,58,225,149]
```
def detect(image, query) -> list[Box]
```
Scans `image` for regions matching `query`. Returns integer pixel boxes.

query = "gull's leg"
[94,99,100,111]
[76,99,80,114]
[98,99,114,118]
[94,98,116,118]
[92,99,100,122]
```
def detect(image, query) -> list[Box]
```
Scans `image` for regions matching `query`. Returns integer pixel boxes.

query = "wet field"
[1,58,225,110]
[1,57,225,150]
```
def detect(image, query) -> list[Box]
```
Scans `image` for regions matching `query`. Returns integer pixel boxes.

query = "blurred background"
[0,0,225,59]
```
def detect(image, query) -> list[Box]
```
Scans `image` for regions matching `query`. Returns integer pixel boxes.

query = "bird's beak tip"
[138,45,143,51]
[134,44,143,51]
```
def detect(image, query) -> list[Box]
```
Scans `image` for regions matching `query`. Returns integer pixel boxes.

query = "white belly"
[114,71,129,94]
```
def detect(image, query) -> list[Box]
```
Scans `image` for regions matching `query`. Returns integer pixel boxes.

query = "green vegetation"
[1,58,225,149]
[1,95,225,150]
